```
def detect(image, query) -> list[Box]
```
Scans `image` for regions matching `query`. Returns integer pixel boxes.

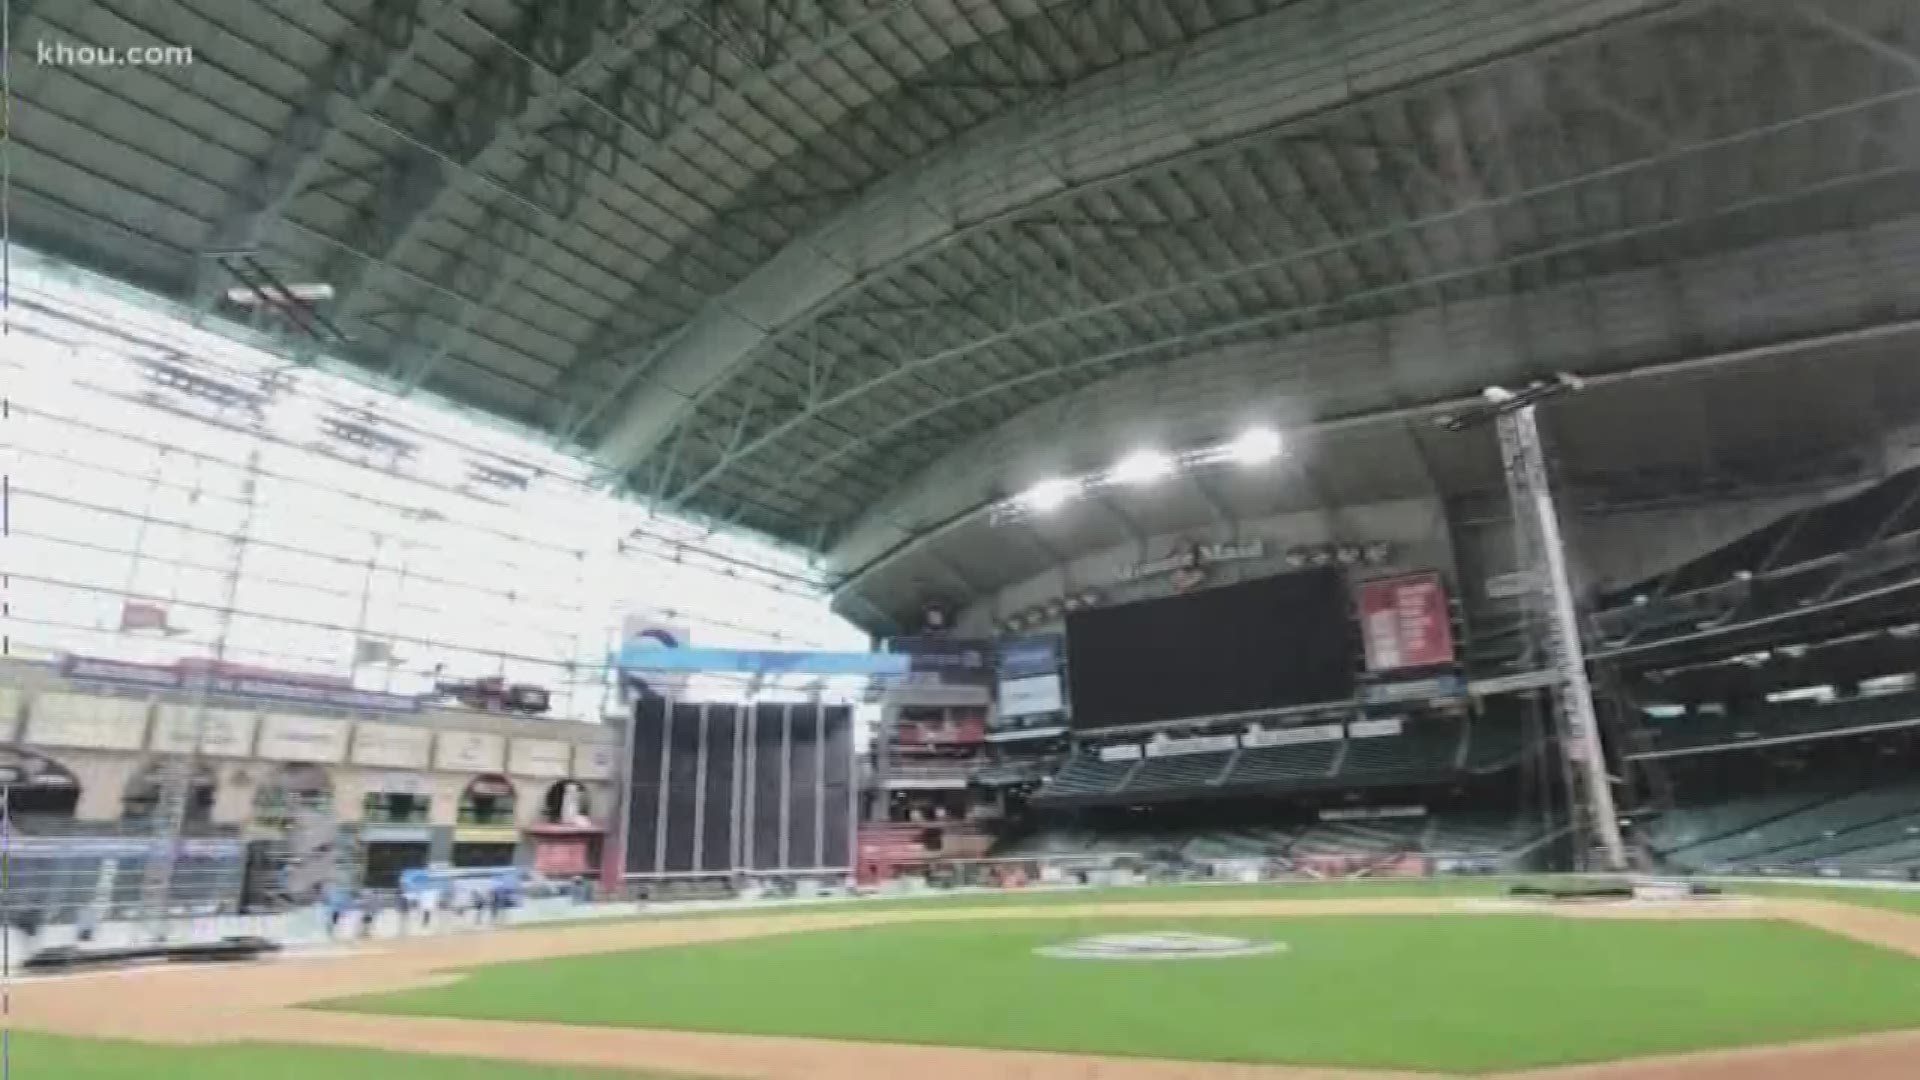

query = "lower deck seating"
[1425,812,1536,854]
[1125,752,1232,793]
[1225,743,1339,786]
[1040,756,1133,798]
[996,809,1543,867]
[1290,819,1424,855]
[1336,727,1464,783]
[1462,723,1527,771]
[1655,783,1920,872]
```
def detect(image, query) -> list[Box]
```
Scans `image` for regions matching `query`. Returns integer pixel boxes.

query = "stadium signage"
[1097,743,1143,762]
[997,673,1064,718]
[1321,805,1426,821]
[1357,572,1457,672]
[1241,723,1342,748]
[1036,932,1285,961]
[1147,733,1237,756]
[60,655,422,713]
[1361,675,1467,705]
[1116,539,1265,586]
[1348,717,1405,738]
[996,634,1063,679]
[883,636,994,676]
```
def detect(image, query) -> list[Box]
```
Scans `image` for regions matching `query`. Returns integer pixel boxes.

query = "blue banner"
[614,646,909,676]
[997,634,1062,679]
[884,636,993,675]
[61,656,422,713]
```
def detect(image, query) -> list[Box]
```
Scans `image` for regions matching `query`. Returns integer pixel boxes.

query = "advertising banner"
[26,692,149,750]
[1241,723,1343,749]
[1348,717,1405,738]
[1361,675,1467,706]
[60,655,421,712]
[573,742,618,781]
[885,636,993,678]
[351,722,434,770]
[1147,733,1238,757]
[996,634,1063,679]
[256,713,350,763]
[0,688,20,743]
[997,673,1064,718]
[893,717,987,745]
[436,730,507,773]
[150,704,257,757]
[1357,573,1457,673]
[879,679,991,708]
[616,645,908,676]
[509,737,573,778]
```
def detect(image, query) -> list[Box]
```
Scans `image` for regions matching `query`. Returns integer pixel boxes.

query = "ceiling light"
[1110,449,1174,485]
[1018,477,1080,513]
[1228,427,1282,464]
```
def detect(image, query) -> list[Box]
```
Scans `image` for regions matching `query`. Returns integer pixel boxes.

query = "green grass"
[336,913,1920,1073]
[503,876,1529,932]
[2,1032,685,1079]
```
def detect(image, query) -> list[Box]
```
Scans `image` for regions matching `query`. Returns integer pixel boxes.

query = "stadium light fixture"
[1228,426,1282,465]
[1110,448,1174,485]
[1018,477,1080,513]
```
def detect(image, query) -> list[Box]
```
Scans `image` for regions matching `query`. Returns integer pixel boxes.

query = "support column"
[692,703,709,870]
[653,706,672,874]
[778,704,793,870]
[1497,405,1627,872]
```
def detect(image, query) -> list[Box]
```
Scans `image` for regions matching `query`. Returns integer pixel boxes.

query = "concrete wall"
[0,660,622,839]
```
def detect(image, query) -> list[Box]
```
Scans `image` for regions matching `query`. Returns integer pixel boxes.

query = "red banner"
[892,717,986,746]
[1357,573,1456,672]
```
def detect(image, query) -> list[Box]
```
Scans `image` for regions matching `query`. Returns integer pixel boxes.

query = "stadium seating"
[996,810,1545,867]
[1291,819,1425,855]
[1595,466,1920,647]
[1124,752,1233,793]
[1040,756,1134,798]
[1642,790,1834,854]
[1461,723,1528,772]
[1424,812,1539,855]
[1223,742,1340,786]
[1335,726,1464,784]
[1654,783,1920,872]
[1034,719,1532,807]
[1635,692,1920,756]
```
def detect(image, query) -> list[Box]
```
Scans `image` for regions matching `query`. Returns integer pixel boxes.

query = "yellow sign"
[453,826,519,844]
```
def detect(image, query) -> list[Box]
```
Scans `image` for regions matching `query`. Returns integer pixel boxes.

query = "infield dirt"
[14,896,1920,1080]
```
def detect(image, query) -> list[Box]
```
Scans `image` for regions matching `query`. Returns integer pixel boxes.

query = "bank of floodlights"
[993,425,1286,525]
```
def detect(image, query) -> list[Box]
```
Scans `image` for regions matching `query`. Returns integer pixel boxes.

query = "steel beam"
[830,307,1920,597]
[586,0,1699,477]
[1794,3,1920,81]
[540,0,952,437]
[385,0,698,392]
[193,0,466,307]
[767,158,1920,515]
[663,79,1914,509]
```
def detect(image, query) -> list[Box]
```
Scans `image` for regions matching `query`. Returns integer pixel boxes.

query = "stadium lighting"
[1018,477,1080,513]
[1228,427,1282,464]
[1110,448,1174,485]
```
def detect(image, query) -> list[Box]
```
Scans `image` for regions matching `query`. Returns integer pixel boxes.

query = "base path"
[14,897,1920,1080]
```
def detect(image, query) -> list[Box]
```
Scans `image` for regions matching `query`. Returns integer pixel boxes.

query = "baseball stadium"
[6,0,1920,1077]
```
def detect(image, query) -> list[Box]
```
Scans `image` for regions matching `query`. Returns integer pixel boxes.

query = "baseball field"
[14,878,1920,1079]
